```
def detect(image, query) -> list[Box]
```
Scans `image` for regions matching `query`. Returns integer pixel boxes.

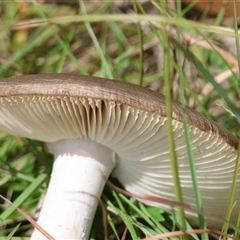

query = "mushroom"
[0,73,239,239]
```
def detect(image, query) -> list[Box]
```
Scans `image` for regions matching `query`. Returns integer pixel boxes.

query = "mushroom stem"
[31,138,115,239]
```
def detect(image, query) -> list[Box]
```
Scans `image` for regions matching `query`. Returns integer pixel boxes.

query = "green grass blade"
[177,65,208,239]
[234,213,240,237]
[175,41,240,123]
[133,1,144,86]
[106,213,120,240]
[0,173,47,220]
[112,191,138,240]
[0,26,53,75]
[79,1,112,79]
[160,0,186,232]
[138,203,175,238]
[5,223,21,240]
[182,117,208,239]
[0,238,28,240]
[222,142,240,235]
[30,0,88,75]
[55,27,74,73]
[232,0,240,76]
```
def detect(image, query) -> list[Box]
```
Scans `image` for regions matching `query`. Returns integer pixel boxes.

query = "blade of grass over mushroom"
[175,35,240,234]
[160,0,186,232]
[222,141,240,236]
[181,106,207,234]
[174,41,240,123]
[175,51,208,237]
[0,173,47,220]
[173,7,207,234]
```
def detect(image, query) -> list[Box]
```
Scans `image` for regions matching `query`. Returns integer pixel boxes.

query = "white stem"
[31,138,115,239]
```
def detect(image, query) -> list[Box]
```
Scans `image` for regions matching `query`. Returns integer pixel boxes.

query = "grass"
[0,0,240,239]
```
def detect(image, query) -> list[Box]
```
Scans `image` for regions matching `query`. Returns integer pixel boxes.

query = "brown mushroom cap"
[0,74,237,146]
[0,73,239,226]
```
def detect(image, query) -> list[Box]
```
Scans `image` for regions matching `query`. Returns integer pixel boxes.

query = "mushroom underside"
[0,94,239,236]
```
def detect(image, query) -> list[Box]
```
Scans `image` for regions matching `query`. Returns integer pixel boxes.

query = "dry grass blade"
[4,13,237,36]
[141,229,240,240]
[9,19,48,30]
[146,20,239,68]
[181,33,239,68]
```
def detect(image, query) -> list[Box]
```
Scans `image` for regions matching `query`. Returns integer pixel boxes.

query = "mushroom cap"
[0,73,239,226]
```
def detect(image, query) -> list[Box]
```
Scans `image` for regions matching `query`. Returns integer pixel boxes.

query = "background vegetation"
[0,0,239,239]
